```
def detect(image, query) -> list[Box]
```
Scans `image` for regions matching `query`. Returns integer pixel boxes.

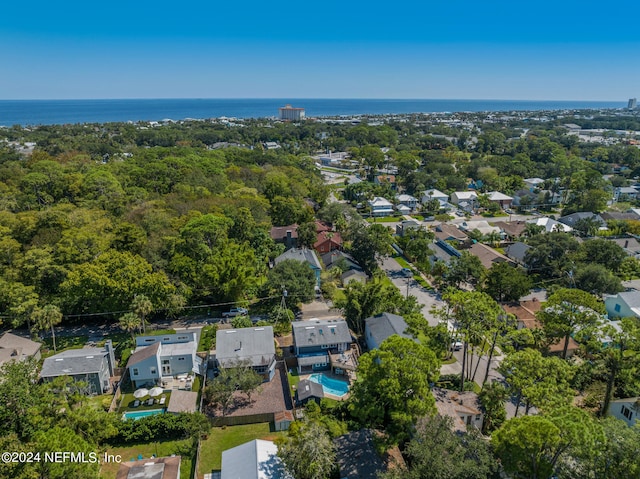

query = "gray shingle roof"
[41,347,108,377]
[365,313,412,348]
[216,327,275,368]
[0,333,41,358]
[505,242,532,263]
[292,320,351,347]
[296,379,324,401]
[274,248,321,270]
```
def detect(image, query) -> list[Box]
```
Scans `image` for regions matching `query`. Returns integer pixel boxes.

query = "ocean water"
[0,98,624,126]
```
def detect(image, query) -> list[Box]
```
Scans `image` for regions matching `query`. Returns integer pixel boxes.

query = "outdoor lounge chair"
[146,398,154,406]
[159,396,166,405]
[133,400,140,407]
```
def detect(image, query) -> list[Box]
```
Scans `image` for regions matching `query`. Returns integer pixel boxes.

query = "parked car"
[401,267,413,277]
[450,340,463,351]
[222,307,248,318]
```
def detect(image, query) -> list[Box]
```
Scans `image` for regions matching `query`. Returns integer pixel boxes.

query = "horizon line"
[0,97,627,103]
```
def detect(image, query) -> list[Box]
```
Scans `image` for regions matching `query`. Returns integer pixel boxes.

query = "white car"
[222,307,248,318]
[450,341,463,351]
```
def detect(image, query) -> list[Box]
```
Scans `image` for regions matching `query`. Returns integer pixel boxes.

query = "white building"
[368,196,394,216]
[608,397,639,426]
[278,104,305,121]
[526,217,572,233]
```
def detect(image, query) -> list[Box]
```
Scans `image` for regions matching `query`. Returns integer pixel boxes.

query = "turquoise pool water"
[122,409,165,421]
[309,373,350,397]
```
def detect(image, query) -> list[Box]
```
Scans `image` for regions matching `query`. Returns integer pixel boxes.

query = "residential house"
[116,456,182,479]
[374,175,396,190]
[431,239,461,265]
[422,188,449,204]
[0,332,41,368]
[341,269,367,285]
[467,243,514,269]
[524,177,545,191]
[449,191,478,209]
[40,341,116,394]
[368,196,394,217]
[486,191,513,209]
[604,291,640,320]
[216,326,277,381]
[538,190,563,205]
[600,211,640,222]
[313,230,342,255]
[127,332,200,389]
[505,242,532,267]
[512,189,538,208]
[269,225,298,250]
[607,237,640,258]
[221,439,290,479]
[333,429,387,479]
[396,194,419,210]
[433,387,484,432]
[503,299,543,330]
[607,397,640,427]
[292,319,352,374]
[274,248,322,287]
[434,223,468,246]
[526,217,572,233]
[321,250,361,272]
[395,204,412,215]
[364,312,413,351]
[615,186,640,202]
[295,378,324,406]
[493,220,527,240]
[395,219,422,237]
[459,220,502,237]
[557,212,606,230]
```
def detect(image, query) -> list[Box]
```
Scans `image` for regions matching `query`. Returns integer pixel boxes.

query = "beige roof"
[166,390,198,414]
[116,456,181,479]
[468,243,513,269]
[433,387,482,432]
[0,333,41,363]
[128,342,160,367]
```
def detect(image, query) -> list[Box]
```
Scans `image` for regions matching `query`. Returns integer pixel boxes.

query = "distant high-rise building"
[279,104,305,121]
[628,98,637,109]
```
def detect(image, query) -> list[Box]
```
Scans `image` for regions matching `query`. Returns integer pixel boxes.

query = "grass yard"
[41,335,88,357]
[287,370,300,397]
[366,216,403,223]
[393,255,411,269]
[118,392,172,413]
[100,439,194,479]
[197,423,286,477]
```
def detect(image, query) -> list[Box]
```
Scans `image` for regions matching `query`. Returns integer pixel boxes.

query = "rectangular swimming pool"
[308,373,350,397]
[122,408,165,421]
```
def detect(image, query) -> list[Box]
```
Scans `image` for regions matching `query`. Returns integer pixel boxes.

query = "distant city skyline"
[1,1,638,100]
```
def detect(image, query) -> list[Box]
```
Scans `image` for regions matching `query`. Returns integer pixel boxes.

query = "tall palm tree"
[119,312,141,343]
[131,294,153,333]
[33,304,63,353]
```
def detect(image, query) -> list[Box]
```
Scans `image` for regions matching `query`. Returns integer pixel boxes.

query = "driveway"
[379,256,443,327]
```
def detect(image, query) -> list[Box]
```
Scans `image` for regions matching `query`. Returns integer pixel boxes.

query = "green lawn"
[119,392,172,413]
[393,256,412,269]
[288,370,300,397]
[100,439,194,479]
[198,423,286,477]
[366,216,403,223]
[41,335,88,358]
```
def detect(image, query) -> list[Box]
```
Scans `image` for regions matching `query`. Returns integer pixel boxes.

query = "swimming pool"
[308,373,350,397]
[122,409,165,421]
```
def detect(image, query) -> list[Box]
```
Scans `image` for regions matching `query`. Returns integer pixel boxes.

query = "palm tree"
[32,305,63,353]
[119,312,141,342]
[484,230,501,247]
[131,294,153,333]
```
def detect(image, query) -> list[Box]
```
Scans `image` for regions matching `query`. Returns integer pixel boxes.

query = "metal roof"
[221,440,290,479]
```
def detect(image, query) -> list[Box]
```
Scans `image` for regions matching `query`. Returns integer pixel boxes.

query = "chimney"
[625,240,629,248]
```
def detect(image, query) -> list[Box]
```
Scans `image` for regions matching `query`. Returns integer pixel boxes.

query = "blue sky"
[1,1,638,100]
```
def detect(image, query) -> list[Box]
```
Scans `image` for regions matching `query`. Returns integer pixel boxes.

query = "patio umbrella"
[149,386,164,397]
[133,388,149,399]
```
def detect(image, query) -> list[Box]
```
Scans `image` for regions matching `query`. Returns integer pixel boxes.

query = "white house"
[396,194,418,210]
[607,397,639,426]
[524,178,545,191]
[127,332,201,388]
[450,191,478,206]
[486,191,513,209]
[368,197,394,217]
[422,189,448,204]
[526,217,573,233]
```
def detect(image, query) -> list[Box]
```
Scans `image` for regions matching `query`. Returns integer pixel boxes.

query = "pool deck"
[301,371,352,401]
